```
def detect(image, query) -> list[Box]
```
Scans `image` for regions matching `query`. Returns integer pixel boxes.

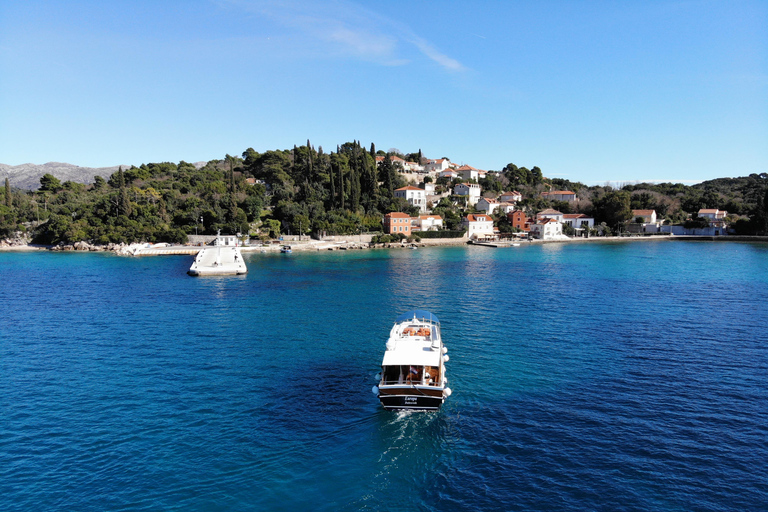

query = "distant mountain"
[0,162,132,190]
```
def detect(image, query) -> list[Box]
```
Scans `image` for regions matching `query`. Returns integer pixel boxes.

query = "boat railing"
[380,377,440,387]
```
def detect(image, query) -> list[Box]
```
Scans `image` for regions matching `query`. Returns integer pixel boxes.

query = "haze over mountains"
[0,162,203,190]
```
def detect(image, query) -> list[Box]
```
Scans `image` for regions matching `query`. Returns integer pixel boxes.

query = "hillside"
[1,143,766,245]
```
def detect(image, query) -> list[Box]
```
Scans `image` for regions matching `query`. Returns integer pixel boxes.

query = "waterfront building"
[383,212,413,236]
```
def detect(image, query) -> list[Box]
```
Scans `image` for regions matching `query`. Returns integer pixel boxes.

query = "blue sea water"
[1,241,767,511]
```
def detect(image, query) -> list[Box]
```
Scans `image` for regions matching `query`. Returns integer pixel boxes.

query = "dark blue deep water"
[1,241,767,511]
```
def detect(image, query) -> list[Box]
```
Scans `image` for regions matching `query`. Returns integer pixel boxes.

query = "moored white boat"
[372,310,451,411]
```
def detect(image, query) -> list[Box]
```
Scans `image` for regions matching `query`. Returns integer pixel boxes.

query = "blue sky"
[1,0,766,184]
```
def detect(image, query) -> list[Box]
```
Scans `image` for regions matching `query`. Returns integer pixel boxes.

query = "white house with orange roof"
[476,197,501,214]
[562,213,595,230]
[389,155,407,169]
[456,165,485,181]
[424,158,452,173]
[632,209,657,224]
[438,170,458,180]
[461,214,494,240]
[454,183,481,206]
[698,209,727,221]
[530,218,565,240]
[394,185,427,213]
[417,214,444,231]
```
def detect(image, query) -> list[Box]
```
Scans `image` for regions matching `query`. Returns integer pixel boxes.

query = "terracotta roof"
[384,212,411,218]
[419,215,442,220]
[698,209,719,214]
[395,186,423,191]
[632,209,656,216]
[544,190,576,195]
[466,214,492,222]
[563,213,588,218]
[538,209,563,215]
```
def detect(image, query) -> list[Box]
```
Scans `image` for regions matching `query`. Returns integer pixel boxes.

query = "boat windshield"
[395,310,439,325]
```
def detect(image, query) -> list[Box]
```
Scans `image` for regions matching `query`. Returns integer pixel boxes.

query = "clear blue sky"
[1,0,766,184]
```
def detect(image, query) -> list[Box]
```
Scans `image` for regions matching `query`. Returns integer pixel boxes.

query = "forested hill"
[1,141,767,245]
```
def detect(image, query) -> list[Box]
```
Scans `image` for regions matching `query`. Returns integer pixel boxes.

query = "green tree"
[39,173,62,192]
[592,190,632,230]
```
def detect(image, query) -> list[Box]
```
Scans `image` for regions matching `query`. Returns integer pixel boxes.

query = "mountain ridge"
[0,161,205,190]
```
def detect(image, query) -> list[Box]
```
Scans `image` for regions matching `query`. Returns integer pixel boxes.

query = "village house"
[536,209,564,223]
[530,218,564,240]
[438,170,459,180]
[698,209,727,222]
[403,161,424,173]
[456,165,486,181]
[507,210,530,232]
[424,158,452,173]
[497,202,517,214]
[383,212,413,236]
[476,197,501,214]
[627,209,660,233]
[454,182,482,206]
[632,209,657,224]
[462,214,494,240]
[562,213,595,233]
[394,186,427,213]
[500,191,522,203]
[417,214,444,231]
[542,190,578,202]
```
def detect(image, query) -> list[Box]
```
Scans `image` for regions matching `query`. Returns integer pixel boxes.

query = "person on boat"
[407,365,420,383]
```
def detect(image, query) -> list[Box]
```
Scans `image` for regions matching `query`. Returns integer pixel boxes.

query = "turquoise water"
[1,241,767,511]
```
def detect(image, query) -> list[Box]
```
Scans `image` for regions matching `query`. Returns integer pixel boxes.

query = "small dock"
[188,245,247,276]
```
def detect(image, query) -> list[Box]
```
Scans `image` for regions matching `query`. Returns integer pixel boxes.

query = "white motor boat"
[373,310,451,411]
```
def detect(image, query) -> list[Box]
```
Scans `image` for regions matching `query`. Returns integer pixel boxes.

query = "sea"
[1,240,766,512]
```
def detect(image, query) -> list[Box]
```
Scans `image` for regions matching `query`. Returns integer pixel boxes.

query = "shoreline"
[2,235,767,255]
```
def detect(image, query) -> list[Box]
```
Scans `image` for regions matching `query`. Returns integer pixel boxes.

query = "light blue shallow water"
[1,241,767,511]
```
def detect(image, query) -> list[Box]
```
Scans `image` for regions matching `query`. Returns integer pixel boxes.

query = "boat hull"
[378,393,444,411]
[378,387,445,411]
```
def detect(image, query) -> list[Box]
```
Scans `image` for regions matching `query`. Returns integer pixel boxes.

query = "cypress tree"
[4,177,10,208]
[325,146,335,209]
[118,167,132,217]
[337,145,344,210]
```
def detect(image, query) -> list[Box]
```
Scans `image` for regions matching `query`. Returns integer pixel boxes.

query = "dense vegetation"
[1,141,767,245]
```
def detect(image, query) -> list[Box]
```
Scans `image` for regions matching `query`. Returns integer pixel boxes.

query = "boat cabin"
[380,365,440,386]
